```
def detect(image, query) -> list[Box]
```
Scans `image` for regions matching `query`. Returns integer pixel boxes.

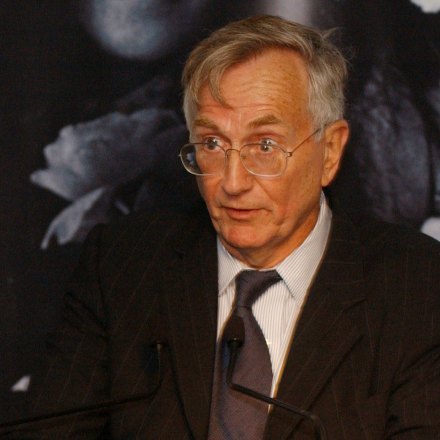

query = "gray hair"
[182,15,347,131]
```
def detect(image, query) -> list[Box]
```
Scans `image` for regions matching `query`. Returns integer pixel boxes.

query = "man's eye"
[259,139,277,152]
[204,138,222,150]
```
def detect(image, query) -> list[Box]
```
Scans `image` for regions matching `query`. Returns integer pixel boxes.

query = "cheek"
[196,177,219,208]
[259,180,298,225]
[196,177,205,198]
[297,148,326,191]
[270,157,323,220]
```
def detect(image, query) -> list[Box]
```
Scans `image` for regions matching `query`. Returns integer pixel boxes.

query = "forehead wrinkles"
[226,79,289,108]
[193,49,311,135]
[196,107,248,134]
[219,51,309,112]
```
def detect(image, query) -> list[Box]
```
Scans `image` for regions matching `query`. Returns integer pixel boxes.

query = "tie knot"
[235,270,281,308]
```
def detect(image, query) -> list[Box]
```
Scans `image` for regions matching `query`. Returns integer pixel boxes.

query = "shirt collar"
[217,193,332,300]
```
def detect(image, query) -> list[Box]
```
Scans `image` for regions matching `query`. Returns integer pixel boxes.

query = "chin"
[220,225,269,253]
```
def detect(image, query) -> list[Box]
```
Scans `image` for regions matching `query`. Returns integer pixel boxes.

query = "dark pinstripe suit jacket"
[13,202,440,439]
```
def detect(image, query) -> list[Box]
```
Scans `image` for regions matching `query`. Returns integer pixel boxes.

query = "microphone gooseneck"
[0,341,166,433]
[225,316,328,440]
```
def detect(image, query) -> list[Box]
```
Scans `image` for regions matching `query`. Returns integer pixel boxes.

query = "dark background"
[1,0,439,419]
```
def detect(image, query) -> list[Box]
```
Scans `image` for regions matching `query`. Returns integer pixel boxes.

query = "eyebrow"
[192,117,219,131]
[192,114,283,131]
[247,114,283,129]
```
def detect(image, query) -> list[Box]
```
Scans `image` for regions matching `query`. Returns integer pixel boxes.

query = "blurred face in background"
[79,0,210,60]
[79,0,343,62]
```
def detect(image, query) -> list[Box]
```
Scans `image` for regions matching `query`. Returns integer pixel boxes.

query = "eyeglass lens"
[180,143,286,176]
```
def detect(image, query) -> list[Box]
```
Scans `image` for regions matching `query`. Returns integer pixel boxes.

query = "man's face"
[192,48,347,268]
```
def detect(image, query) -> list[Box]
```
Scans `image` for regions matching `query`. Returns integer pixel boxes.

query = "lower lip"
[224,207,259,220]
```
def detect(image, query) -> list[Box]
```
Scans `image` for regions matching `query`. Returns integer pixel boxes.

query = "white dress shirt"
[216,194,332,394]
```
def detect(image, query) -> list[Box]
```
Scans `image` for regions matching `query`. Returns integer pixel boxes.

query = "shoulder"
[92,200,210,248]
[75,201,214,274]
[348,212,440,258]
[334,210,440,293]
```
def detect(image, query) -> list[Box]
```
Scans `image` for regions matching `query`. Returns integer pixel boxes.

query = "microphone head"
[224,315,244,348]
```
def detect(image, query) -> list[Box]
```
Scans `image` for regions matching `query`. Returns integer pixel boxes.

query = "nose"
[221,148,253,195]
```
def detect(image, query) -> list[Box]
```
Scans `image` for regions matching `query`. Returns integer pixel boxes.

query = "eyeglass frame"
[179,127,323,178]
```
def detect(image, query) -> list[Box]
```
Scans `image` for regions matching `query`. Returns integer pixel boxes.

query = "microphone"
[224,316,328,440]
[0,341,167,433]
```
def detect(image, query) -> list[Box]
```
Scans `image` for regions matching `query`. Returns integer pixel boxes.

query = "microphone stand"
[0,342,166,432]
[227,338,328,440]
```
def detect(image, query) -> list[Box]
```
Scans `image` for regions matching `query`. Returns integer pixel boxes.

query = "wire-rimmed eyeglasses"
[179,128,321,178]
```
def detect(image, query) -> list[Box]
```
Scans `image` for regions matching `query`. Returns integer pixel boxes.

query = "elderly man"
[4,15,440,439]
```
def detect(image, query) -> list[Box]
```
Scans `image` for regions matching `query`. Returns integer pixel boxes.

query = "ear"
[321,119,349,187]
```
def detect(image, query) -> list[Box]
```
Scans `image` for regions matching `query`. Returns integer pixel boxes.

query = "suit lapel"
[265,213,366,439]
[162,207,218,440]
